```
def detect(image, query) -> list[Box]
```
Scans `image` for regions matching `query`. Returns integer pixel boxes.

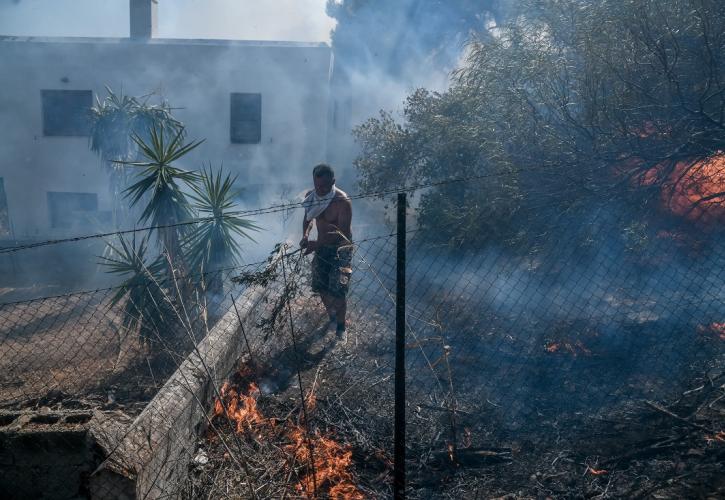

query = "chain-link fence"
[1,200,724,498]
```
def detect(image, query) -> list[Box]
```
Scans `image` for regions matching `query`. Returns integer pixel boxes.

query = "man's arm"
[300,190,314,250]
[300,217,314,249]
[336,198,352,242]
[302,217,313,239]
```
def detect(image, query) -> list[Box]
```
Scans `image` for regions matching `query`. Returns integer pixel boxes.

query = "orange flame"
[211,374,363,498]
[545,340,591,356]
[213,382,266,434]
[306,390,317,413]
[697,322,725,341]
[705,431,725,445]
[636,153,725,222]
[447,442,456,462]
[588,467,608,476]
[285,425,364,499]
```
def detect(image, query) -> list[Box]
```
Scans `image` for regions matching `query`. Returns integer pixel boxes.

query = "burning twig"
[704,431,725,445]
[585,466,608,476]
[210,368,365,498]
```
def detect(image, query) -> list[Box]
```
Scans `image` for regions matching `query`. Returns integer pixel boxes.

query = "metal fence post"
[394,192,406,499]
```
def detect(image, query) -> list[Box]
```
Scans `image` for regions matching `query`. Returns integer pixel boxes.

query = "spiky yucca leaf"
[121,125,202,226]
[100,235,169,345]
[90,86,184,164]
[185,166,259,277]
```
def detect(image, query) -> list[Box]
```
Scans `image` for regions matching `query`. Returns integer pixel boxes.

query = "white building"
[0,0,332,242]
[0,0,334,290]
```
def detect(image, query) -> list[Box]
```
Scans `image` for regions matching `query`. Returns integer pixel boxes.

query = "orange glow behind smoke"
[637,153,725,222]
[705,431,725,445]
[697,322,725,341]
[545,340,592,356]
[212,378,363,499]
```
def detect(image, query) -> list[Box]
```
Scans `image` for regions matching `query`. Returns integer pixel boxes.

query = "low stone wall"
[89,267,282,499]
[0,410,95,499]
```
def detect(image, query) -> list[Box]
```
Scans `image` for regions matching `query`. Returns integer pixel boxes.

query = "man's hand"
[302,239,319,255]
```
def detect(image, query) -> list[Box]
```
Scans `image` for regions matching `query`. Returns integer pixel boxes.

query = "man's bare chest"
[317,202,341,225]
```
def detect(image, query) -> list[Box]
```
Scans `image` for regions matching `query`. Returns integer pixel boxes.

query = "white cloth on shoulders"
[303,185,346,222]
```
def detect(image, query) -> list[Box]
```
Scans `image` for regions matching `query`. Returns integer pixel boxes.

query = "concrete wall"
[0,36,332,241]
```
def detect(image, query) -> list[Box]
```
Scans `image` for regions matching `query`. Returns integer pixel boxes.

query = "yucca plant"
[89,87,184,227]
[100,235,169,346]
[120,124,203,282]
[185,166,259,296]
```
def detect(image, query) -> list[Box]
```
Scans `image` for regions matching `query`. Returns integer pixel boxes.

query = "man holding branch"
[300,164,353,337]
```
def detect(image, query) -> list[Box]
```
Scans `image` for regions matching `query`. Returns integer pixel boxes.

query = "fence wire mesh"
[1,204,724,499]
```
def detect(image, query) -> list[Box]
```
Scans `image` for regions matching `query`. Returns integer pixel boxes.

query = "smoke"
[325,0,510,178]
[0,1,337,298]
[0,0,128,37]
[158,0,335,42]
[0,0,514,298]
[0,0,335,41]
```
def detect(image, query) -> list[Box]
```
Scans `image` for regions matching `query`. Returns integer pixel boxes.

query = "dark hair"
[312,163,335,178]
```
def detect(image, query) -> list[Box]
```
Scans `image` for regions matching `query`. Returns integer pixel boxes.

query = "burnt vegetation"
[355,0,725,248]
[2,1,725,499]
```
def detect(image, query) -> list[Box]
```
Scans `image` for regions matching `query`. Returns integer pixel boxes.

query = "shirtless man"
[300,164,353,336]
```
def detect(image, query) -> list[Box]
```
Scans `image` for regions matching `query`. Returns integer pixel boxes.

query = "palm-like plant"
[185,167,259,294]
[90,87,184,227]
[100,235,168,346]
[121,124,203,279]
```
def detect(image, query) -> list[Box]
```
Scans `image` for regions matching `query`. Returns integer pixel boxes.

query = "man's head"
[313,163,335,196]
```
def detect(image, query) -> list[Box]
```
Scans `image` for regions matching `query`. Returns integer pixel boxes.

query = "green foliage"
[354,0,725,248]
[98,94,259,347]
[122,125,202,232]
[90,87,185,227]
[185,166,259,275]
[90,87,183,163]
[99,235,168,345]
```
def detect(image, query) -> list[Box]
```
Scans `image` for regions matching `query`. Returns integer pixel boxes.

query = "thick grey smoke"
[0,1,338,299]
[0,0,129,37]
[325,0,510,177]
[0,0,335,41]
[0,0,513,299]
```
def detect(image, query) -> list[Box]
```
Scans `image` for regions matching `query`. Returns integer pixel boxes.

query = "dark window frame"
[41,89,93,137]
[47,191,98,229]
[230,93,262,144]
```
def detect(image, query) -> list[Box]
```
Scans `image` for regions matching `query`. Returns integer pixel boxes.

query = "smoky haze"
[0,1,336,299]
[0,0,335,41]
[0,0,509,299]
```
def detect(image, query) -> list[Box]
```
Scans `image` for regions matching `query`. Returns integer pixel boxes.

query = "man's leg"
[320,293,336,321]
[333,296,347,332]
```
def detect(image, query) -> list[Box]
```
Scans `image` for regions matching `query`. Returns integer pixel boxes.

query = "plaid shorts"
[311,245,353,298]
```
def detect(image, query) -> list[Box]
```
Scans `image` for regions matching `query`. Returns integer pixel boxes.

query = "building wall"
[0,37,332,240]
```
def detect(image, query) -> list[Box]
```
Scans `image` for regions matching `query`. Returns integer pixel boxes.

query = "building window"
[41,89,93,136]
[230,93,261,144]
[47,192,98,229]
[0,178,9,238]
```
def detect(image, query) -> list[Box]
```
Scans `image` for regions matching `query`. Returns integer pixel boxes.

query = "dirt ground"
[187,288,725,499]
[0,293,163,412]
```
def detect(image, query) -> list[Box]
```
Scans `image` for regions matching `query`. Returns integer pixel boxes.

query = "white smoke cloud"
[158,0,336,42]
[0,0,335,42]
